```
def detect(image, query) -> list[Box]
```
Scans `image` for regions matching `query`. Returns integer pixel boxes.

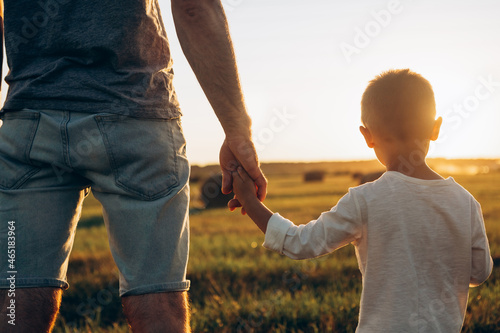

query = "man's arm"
[171,0,267,202]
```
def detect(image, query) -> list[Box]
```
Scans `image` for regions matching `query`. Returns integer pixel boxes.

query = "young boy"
[231,69,493,332]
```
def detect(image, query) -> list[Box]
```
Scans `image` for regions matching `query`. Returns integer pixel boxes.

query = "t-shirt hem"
[2,100,182,120]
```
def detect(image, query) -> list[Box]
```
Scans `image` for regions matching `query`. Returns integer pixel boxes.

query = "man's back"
[3,0,180,118]
[353,171,492,332]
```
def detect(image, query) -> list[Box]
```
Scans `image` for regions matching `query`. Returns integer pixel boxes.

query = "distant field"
[53,160,499,332]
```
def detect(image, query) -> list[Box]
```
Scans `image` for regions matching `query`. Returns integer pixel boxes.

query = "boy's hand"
[231,166,274,233]
[232,167,259,209]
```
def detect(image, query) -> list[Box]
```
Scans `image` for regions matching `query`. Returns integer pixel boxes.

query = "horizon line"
[190,156,500,167]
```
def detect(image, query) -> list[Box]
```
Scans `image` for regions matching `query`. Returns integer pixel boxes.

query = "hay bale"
[493,256,500,267]
[332,170,351,177]
[189,174,201,184]
[304,170,326,182]
[351,171,363,180]
[352,171,385,185]
[200,173,234,209]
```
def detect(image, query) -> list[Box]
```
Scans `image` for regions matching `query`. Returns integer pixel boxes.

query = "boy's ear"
[430,117,443,141]
[359,126,375,148]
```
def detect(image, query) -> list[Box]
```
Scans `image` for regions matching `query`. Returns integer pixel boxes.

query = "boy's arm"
[232,167,363,259]
[232,167,273,233]
[237,188,273,234]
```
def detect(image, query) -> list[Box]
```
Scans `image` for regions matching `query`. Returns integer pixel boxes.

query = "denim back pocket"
[0,111,41,189]
[95,114,185,200]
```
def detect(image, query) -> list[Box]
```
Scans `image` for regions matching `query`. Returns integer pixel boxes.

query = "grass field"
[53,160,500,332]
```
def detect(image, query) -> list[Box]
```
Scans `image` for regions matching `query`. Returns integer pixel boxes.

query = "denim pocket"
[95,114,185,200]
[0,111,41,189]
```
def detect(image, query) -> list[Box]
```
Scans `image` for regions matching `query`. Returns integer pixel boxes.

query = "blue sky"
[2,0,499,164]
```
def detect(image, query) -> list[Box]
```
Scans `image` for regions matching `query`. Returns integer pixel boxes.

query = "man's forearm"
[172,0,251,137]
[173,0,268,201]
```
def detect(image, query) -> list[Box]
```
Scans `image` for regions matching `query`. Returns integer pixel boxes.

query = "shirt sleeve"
[263,189,363,260]
[469,199,493,287]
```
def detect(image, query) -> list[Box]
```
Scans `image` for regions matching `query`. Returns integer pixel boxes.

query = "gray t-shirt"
[2,0,181,119]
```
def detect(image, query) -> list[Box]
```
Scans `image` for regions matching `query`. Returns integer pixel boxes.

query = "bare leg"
[0,287,62,333]
[122,291,190,333]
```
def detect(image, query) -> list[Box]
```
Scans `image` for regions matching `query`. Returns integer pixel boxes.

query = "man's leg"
[122,291,190,333]
[0,110,89,332]
[0,287,62,333]
[88,116,191,332]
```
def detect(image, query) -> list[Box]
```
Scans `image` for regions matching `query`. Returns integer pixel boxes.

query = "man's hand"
[220,136,267,213]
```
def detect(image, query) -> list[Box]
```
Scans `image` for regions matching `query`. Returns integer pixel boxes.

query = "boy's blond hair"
[361,69,436,141]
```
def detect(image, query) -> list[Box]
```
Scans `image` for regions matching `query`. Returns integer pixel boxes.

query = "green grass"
[53,162,500,332]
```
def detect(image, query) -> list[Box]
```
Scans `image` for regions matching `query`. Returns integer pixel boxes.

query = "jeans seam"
[60,111,72,168]
[24,112,41,165]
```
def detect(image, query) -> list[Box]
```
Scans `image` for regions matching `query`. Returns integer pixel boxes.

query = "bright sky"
[159,0,500,164]
[2,0,499,164]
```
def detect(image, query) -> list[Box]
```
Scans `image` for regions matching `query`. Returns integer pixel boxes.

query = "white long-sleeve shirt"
[263,171,493,333]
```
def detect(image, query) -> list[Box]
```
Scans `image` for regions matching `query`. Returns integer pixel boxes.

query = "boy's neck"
[385,160,443,180]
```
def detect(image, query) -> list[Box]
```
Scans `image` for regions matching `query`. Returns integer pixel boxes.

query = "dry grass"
[54,160,500,332]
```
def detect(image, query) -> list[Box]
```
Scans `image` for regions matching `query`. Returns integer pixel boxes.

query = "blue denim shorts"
[0,109,190,296]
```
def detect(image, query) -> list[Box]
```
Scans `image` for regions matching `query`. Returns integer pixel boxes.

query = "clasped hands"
[219,136,266,214]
